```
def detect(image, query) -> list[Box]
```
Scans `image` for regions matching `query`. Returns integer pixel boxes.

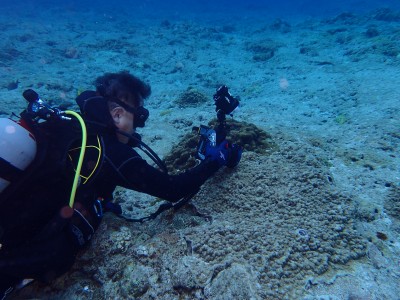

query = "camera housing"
[213,85,239,123]
[194,85,241,164]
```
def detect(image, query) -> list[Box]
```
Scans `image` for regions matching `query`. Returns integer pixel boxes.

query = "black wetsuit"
[97,134,220,202]
[0,121,220,290]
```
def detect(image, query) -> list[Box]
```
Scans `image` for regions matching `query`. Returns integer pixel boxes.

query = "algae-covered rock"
[171,256,212,289]
[187,139,367,299]
[217,119,276,155]
[204,264,260,299]
[384,186,400,221]
[163,119,276,172]
[163,131,199,173]
[175,87,209,107]
[119,263,151,298]
[354,199,381,222]
[245,39,283,62]
[373,8,400,22]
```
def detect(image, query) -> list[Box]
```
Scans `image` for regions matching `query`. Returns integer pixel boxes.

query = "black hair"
[94,71,151,107]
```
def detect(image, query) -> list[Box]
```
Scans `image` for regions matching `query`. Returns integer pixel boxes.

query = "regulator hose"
[65,110,87,208]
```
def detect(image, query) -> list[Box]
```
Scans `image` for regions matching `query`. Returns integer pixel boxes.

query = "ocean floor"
[1,5,400,300]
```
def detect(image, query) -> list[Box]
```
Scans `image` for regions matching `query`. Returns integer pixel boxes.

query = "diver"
[0,71,242,298]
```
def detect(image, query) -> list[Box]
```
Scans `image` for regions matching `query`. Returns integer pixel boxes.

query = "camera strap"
[112,192,210,223]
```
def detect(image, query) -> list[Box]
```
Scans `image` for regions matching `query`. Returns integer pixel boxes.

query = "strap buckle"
[94,198,103,218]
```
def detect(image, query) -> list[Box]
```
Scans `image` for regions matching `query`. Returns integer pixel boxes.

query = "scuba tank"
[0,118,37,193]
[0,89,87,209]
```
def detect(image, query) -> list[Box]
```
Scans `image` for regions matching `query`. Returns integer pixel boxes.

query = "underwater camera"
[193,85,241,167]
[214,85,239,122]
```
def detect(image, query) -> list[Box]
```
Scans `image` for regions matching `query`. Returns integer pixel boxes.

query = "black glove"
[204,140,242,168]
[225,143,242,168]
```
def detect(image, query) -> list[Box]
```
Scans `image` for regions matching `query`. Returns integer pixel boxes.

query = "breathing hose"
[65,110,87,208]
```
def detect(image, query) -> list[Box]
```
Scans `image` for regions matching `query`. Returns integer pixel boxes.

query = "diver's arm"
[118,156,220,202]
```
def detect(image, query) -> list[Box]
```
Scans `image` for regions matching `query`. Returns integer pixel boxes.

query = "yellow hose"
[65,110,87,208]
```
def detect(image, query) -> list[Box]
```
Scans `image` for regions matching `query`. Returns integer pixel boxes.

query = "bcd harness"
[0,90,199,250]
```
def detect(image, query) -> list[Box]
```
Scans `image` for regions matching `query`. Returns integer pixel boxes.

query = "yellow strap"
[65,111,87,208]
[67,135,102,184]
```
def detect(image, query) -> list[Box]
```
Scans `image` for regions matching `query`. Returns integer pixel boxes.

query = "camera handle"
[213,85,239,144]
[215,109,227,144]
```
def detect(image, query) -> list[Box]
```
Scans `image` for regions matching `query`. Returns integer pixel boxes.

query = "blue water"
[2,0,400,20]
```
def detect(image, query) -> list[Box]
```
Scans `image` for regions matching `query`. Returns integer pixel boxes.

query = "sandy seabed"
[1,5,400,300]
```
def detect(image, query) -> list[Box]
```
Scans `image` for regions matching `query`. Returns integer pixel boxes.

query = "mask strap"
[108,97,137,115]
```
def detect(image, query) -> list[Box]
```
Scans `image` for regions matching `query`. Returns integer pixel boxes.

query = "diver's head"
[94,71,151,130]
[75,72,151,143]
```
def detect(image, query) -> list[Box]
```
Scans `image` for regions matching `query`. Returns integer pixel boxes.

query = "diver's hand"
[204,140,242,168]
[225,143,242,168]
